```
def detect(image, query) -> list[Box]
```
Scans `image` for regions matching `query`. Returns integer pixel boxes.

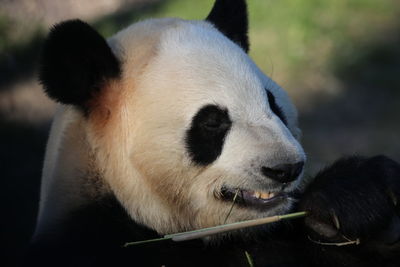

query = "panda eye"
[197,106,231,132]
[267,90,287,126]
[203,120,222,130]
[185,104,232,165]
[201,111,231,131]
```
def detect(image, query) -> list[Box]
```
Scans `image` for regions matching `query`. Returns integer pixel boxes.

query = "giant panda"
[27,0,400,266]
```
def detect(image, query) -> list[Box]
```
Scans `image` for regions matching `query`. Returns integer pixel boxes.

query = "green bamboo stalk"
[224,189,239,223]
[244,250,255,267]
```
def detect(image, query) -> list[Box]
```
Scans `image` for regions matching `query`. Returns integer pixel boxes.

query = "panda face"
[38,1,305,235]
[86,19,305,232]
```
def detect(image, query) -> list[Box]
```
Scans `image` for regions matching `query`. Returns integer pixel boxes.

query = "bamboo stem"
[123,236,172,247]
[124,211,307,247]
[167,211,307,242]
[224,189,239,223]
[244,250,255,267]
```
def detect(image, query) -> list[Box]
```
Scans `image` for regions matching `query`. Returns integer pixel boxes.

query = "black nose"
[261,161,304,183]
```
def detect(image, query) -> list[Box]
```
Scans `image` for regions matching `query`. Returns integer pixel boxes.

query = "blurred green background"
[1,0,399,265]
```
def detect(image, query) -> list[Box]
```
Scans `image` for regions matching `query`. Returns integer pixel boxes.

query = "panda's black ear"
[39,20,121,107]
[206,0,249,52]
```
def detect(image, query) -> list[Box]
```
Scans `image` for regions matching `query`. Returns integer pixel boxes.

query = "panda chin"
[218,186,289,211]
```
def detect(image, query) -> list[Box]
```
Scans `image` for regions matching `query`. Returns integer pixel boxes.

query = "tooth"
[269,192,275,198]
[260,192,270,199]
[254,192,261,198]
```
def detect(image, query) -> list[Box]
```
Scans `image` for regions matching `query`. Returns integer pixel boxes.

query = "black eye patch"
[267,90,287,126]
[185,105,232,165]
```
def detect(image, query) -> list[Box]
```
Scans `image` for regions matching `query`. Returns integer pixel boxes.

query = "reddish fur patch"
[87,79,124,132]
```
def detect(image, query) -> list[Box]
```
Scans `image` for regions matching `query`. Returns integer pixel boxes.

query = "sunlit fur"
[35,18,305,238]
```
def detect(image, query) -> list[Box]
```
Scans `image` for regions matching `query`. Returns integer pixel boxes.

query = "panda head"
[39,0,305,234]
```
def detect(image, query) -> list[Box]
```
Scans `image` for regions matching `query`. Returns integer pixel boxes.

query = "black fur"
[39,20,121,107]
[206,0,249,52]
[299,155,400,267]
[186,105,232,165]
[24,195,302,267]
[267,90,287,125]
[26,156,400,266]
[300,155,400,240]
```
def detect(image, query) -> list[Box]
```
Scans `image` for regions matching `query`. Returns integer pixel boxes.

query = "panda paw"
[299,155,400,249]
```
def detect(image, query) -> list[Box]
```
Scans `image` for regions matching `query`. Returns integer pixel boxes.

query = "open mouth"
[218,186,287,210]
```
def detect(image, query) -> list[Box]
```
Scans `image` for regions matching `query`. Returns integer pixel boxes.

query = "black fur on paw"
[299,155,400,244]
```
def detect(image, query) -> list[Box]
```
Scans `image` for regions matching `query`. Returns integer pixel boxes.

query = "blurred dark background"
[1,0,399,266]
